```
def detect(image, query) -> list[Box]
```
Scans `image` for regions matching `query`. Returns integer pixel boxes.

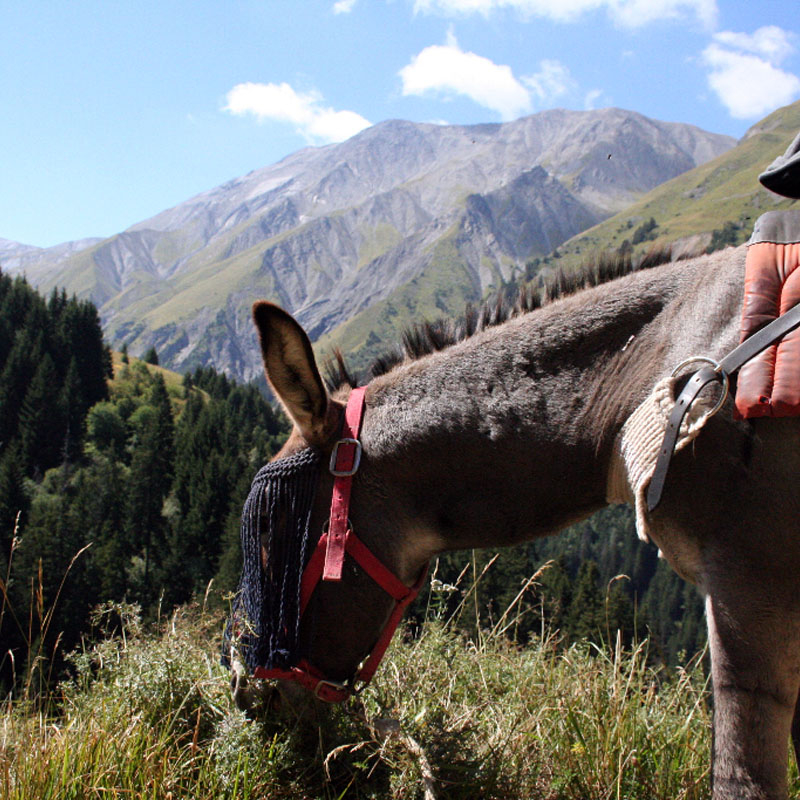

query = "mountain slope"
[554,101,800,271]
[2,108,733,380]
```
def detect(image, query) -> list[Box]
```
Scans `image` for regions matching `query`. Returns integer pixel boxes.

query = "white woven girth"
[606,376,711,542]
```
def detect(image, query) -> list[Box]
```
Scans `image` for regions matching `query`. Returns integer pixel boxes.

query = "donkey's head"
[229,302,429,716]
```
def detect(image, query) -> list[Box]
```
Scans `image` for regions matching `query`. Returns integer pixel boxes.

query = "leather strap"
[646,301,800,511]
[646,367,719,511]
[718,300,800,375]
[324,386,367,580]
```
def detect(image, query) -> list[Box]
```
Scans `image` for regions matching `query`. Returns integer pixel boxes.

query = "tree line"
[0,269,288,693]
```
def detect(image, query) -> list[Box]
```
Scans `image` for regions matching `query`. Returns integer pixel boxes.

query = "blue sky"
[2,0,799,248]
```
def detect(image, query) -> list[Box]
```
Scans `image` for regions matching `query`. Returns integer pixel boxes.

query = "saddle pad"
[736,211,800,418]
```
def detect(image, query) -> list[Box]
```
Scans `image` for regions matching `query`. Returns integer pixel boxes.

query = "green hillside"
[554,101,800,271]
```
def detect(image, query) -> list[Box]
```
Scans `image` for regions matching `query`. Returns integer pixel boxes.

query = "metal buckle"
[322,519,353,535]
[329,438,362,477]
[670,356,730,418]
[314,678,350,700]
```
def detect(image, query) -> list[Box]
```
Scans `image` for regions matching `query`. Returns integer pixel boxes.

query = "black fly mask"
[223,447,321,673]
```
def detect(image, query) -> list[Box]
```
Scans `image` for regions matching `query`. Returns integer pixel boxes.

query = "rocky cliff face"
[2,108,734,380]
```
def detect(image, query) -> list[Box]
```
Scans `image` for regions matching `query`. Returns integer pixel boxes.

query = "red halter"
[252,386,427,702]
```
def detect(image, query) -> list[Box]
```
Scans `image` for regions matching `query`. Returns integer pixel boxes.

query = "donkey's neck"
[358,253,742,557]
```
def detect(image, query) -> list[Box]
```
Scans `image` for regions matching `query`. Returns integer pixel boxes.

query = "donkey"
[240,244,800,800]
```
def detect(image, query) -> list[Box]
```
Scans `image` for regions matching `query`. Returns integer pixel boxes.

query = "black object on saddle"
[759,130,800,199]
[222,447,321,673]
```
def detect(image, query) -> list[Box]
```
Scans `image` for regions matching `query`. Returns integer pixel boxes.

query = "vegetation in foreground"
[5,571,796,800]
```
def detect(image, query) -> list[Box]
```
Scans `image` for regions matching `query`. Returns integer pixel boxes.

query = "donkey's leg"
[706,593,800,800]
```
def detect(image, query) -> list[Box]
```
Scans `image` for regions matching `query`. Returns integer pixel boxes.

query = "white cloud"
[583,88,605,110]
[610,0,716,28]
[399,34,532,119]
[400,36,579,119]
[702,27,800,120]
[224,82,371,143]
[412,0,717,28]
[333,0,357,13]
[522,59,576,102]
[713,26,795,64]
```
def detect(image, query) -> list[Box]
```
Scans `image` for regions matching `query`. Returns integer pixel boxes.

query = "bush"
[706,221,742,253]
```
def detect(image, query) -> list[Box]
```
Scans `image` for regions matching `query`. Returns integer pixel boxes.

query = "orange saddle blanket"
[736,210,800,418]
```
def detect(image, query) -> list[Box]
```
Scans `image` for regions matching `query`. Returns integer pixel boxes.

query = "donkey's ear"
[252,302,330,444]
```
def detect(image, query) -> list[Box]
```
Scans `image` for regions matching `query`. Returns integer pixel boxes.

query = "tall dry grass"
[1,554,798,799]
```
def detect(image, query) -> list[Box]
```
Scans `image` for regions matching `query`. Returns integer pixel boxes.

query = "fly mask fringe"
[606,376,710,543]
[223,447,321,673]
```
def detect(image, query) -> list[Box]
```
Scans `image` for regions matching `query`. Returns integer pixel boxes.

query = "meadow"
[5,562,787,800]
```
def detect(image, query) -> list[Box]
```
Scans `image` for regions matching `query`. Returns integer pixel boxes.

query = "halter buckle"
[330,438,362,476]
[314,677,351,701]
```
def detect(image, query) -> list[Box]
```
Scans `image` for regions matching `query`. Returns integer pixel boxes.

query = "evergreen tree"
[60,357,85,463]
[165,400,231,604]
[10,465,95,682]
[18,353,66,475]
[55,298,111,405]
[143,346,159,366]
[566,560,604,642]
[214,468,253,596]
[124,397,174,606]
[72,455,129,602]
[0,444,27,556]
[0,327,44,447]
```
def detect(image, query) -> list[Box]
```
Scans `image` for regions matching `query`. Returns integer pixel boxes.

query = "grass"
[2,555,799,799]
[0,591,709,796]
[109,351,186,395]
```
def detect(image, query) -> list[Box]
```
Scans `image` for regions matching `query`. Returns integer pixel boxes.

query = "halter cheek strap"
[324,386,366,580]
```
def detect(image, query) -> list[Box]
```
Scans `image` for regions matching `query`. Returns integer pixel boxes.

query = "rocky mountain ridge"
[2,107,734,380]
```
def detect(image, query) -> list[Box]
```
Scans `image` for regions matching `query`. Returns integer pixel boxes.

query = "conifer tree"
[18,353,66,475]
[124,382,175,605]
[10,464,95,680]
[55,299,111,405]
[60,357,85,463]
[143,346,159,366]
[72,455,129,602]
[566,560,604,642]
[0,328,44,447]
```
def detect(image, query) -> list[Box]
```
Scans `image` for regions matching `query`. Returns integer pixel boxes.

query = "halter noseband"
[252,386,427,702]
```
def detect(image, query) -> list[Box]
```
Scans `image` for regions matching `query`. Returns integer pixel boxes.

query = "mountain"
[554,101,800,271]
[1,108,734,380]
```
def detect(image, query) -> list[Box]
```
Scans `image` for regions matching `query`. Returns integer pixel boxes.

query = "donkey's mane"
[326,245,683,390]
